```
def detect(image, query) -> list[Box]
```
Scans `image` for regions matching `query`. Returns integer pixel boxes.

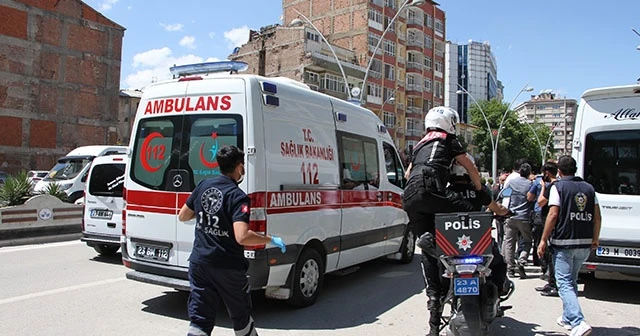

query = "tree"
[467,99,553,174]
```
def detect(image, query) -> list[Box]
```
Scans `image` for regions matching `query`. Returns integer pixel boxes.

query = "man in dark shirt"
[178,145,286,336]
[533,161,559,296]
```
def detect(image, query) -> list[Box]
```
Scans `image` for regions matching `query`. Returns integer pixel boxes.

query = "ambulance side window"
[337,132,378,190]
[383,142,405,188]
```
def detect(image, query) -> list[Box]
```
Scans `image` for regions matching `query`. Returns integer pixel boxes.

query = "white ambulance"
[121,61,414,306]
[573,84,640,280]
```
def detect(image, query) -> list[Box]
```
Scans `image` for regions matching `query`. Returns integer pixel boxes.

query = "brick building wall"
[0,0,124,174]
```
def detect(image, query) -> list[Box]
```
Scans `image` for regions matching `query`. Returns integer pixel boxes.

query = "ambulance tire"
[397,225,416,264]
[288,248,324,308]
[93,244,119,256]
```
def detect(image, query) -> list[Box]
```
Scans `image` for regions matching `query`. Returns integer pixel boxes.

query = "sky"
[85,0,640,105]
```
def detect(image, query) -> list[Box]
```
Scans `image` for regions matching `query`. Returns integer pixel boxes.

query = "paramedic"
[178,145,286,336]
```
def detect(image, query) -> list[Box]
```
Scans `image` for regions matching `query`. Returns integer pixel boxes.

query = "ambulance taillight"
[247,207,266,250]
[122,187,127,235]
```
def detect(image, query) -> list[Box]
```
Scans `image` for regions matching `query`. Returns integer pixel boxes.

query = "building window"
[424,78,432,92]
[383,40,396,56]
[424,35,433,49]
[434,81,443,98]
[424,56,432,70]
[368,9,384,25]
[434,60,443,73]
[383,111,396,128]
[434,19,444,35]
[425,14,433,28]
[323,74,345,93]
[384,63,395,80]
[384,0,396,9]
[306,71,319,83]
[367,82,382,98]
[423,99,431,112]
[407,9,423,26]
[384,87,395,101]
[306,31,319,42]
[368,33,379,50]
[384,16,396,33]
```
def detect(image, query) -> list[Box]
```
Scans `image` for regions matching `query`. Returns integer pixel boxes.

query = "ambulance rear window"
[130,115,243,191]
[584,130,640,195]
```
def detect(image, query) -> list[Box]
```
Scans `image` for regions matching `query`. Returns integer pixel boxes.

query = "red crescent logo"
[140,132,164,172]
[199,143,219,169]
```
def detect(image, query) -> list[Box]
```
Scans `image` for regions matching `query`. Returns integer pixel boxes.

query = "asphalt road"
[1,240,639,336]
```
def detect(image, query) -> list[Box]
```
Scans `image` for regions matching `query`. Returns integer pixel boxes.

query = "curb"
[0,224,82,247]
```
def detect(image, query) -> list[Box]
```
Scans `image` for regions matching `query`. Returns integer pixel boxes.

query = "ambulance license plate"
[90,209,113,220]
[135,244,169,262]
[454,277,480,296]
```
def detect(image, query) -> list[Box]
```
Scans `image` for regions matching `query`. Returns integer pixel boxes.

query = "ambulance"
[572,84,640,280]
[121,61,415,306]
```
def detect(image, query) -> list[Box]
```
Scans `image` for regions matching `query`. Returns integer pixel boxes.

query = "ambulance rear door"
[174,77,249,267]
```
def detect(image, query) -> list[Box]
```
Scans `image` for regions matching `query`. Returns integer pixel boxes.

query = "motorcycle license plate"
[454,277,480,296]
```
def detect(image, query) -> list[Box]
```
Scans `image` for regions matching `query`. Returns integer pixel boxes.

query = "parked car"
[27,170,48,186]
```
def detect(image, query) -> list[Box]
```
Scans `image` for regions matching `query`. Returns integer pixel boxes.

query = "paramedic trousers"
[187,262,257,336]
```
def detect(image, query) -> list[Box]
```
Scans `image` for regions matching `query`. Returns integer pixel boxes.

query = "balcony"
[406,38,423,48]
[406,129,423,137]
[407,61,423,71]
[407,17,424,26]
[406,83,423,92]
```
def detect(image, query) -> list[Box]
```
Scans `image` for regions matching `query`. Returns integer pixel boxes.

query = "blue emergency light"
[170,61,249,77]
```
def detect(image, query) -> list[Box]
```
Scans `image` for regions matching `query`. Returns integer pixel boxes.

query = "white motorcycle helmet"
[451,153,475,182]
[424,106,459,135]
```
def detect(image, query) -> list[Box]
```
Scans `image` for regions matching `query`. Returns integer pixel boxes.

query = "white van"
[573,84,640,280]
[81,154,127,256]
[121,61,414,306]
[34,145,127,203]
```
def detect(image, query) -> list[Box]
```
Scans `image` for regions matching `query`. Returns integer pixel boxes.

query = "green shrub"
[39,182,69,202]
[0,171,32,206]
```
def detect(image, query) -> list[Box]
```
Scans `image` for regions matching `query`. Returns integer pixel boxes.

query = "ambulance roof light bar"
[170,61,249,77]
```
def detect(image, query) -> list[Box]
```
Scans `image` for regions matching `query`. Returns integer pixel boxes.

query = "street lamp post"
[456,85,496,181]
[290,9,352,100]
[491,83,534,181]
[357,0,426,105]
[517,114,545,167]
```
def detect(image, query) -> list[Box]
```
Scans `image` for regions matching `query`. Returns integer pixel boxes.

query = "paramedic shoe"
[570,321,592,336]
[556,316,572,331]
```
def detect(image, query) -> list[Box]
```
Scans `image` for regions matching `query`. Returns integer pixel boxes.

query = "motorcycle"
[422,211,515,336]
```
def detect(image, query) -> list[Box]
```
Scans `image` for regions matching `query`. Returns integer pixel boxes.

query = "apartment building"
[231,0,445,151]
[514,90,577,157]
[445,40,502,123]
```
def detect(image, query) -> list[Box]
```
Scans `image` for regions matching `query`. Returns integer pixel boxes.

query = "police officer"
[402,106,483,336]
[537,155,601,335]
[178,145,286,336]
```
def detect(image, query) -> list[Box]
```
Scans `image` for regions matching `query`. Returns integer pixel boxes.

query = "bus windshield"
[584,130,640,195]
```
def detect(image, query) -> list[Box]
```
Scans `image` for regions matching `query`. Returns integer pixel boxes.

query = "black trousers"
[187,262,257,336]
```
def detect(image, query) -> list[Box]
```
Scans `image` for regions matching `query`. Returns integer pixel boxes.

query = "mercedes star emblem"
[172,175,183,188]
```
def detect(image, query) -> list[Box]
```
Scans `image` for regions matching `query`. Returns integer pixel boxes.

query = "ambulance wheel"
[94,244,119,256]
[288,248,323,307]
[397,226,416,264]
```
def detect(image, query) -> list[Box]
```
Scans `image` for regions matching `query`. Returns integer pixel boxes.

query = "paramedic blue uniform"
[186,175,256,336]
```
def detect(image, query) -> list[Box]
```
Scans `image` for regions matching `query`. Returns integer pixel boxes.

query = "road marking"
[0,240,82,254]
[0,278,125,305]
